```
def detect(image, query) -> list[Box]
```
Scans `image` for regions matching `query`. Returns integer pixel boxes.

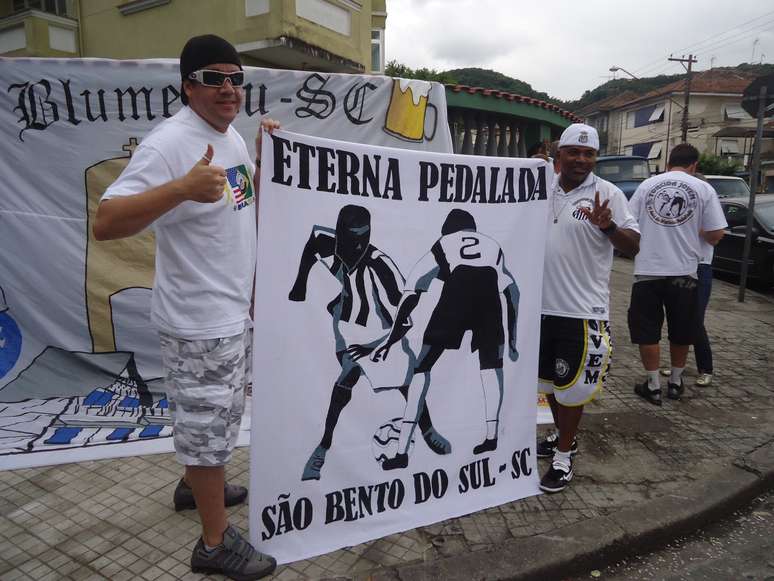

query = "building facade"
[578,90,638,156]
[0,1,580,158]
[581,69,772,172]
[0,0,386,73]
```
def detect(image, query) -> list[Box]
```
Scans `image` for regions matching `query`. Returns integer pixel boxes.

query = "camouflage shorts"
[159,328,251,467]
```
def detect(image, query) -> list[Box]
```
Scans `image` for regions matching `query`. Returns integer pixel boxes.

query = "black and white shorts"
[538,315,612,407]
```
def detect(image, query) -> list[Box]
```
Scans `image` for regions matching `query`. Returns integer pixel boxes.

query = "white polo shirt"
[629,171,727,276]
[542,173,639,320]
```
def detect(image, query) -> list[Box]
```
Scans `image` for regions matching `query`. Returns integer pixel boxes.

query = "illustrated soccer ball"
[372,417,414,464]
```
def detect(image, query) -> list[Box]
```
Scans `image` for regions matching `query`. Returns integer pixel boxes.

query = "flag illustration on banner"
[227,164,254,210]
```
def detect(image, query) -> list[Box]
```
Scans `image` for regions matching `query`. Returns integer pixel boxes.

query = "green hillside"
[443,67,554,103]
[570,75,681,110]
[385,62,774,114]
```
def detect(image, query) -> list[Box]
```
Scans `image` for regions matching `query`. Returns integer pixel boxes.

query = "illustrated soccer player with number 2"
[348,209,521,470]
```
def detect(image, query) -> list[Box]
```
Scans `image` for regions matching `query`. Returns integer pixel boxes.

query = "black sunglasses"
[187,69,245,87]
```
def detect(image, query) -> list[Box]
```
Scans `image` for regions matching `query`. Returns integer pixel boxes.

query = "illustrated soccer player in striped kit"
[289,204,451,481]
[351,209,521,470]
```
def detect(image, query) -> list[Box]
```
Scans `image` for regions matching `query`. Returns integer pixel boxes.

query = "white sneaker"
[695,373,713,387]
[659,368,671,377]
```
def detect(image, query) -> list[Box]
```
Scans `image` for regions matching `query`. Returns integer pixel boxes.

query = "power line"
[693,22,774,58]
[631,62,685,81]
[632,10,774,74]
[637,21,773,78]
[637,22,773,79]
[668,12,774,57]
[632,11,774,77]
[692,23,774,60]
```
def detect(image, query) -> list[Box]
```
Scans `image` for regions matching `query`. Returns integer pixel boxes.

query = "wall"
[77,0,374,70]
[607,92,774,172]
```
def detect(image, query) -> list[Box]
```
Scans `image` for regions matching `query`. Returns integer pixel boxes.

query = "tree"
[384,60,458,85]
[444,67,559,104]
[698,153,740,176]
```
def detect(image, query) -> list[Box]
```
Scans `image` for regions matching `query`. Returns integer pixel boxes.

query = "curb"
[365,440,774,581]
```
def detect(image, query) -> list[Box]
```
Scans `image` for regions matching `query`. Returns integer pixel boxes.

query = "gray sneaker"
[695,373,713,387]
[422,426,452,455]
[173,479,248,512]
[301,445,327,481]
[191,524,276,580]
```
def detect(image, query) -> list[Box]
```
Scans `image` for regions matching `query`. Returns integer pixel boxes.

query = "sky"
[384,0,774,101]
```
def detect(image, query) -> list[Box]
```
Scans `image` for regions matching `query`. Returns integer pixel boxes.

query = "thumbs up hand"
[199,144,214,166]
[181,144,226,203]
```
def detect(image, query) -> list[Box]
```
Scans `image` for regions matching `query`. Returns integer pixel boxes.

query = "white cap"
[558,123,599,151]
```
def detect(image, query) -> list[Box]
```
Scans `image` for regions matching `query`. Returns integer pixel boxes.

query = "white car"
[705,175,750,198]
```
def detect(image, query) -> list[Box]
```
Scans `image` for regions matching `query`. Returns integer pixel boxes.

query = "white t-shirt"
[102,107,257,340]
[629,171,727,276]
[698,238,714,266]
[406,231,514,292]
[542,173,639,320]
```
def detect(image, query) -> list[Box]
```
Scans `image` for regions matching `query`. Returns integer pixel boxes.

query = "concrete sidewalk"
[1,257,773,581]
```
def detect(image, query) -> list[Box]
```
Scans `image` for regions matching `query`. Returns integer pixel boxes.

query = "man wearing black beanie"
[94,34,278,580]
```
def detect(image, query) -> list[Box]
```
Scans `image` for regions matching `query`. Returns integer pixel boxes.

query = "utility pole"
[668,54,697,142]
[738,85,766,302]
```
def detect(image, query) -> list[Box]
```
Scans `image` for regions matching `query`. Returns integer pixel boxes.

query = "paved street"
[1,257,772,581]
[713,271,774,301]
[573,491,774,581]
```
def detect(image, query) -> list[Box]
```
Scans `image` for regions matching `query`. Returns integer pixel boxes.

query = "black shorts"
[628,277,700,345]
[423,266,504,352]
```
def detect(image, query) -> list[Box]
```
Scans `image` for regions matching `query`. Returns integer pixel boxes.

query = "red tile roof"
[626,69,757,108]
[446,84,582,123]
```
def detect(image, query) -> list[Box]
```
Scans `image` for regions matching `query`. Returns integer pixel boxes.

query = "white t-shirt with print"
[542,173,639,320]
[102,107,257,340]
[406,231,514,293]
[629,171,727,276]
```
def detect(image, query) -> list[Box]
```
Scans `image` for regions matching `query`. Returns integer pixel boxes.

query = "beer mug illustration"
[383,79,438,142]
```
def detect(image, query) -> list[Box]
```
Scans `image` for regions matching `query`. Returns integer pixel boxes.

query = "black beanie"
[179,34,242,104]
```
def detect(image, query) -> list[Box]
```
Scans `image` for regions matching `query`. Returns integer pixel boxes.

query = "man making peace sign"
[537,124,640,494]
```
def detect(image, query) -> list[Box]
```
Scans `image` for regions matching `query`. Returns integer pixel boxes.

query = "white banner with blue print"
[0,57,452,470]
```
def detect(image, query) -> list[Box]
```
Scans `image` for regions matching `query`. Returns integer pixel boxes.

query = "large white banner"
[0,58,451,470]
[250,129,550,563]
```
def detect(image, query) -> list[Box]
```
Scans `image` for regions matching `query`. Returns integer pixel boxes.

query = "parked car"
[705,175,751,199]
[712,194,774,286]
[594,155,651,199]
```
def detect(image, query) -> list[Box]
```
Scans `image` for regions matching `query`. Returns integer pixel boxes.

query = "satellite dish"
[742,74,774,118]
